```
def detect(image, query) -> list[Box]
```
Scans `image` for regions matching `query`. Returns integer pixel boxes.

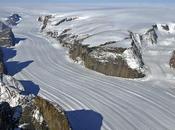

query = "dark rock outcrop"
[69,38,145,78]
[46,27,145,78]
[40,15,52,31]
[34,96,70,130]
[0,21,15,46]
[38,16,43,22]
[0,102,22,130]
[0,97,71,130]
[0,81,71,130]
[142,26,158,45]
[170,50,175,68]
[19,96,71,130]
[161,24,169,31]
[129,32,144,66]
[5,14,21,26]
[55,17,78,26]
[0,48,5,74]
[69,43,145,78]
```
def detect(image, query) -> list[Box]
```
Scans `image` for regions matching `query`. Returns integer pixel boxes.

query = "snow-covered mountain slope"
[0,74,33,129]
[0,74,30,107]
[39,14,146,77]
[39,8,175,78]
[0,74,69,130]
[41,7,175,47]
[1,5,175,130]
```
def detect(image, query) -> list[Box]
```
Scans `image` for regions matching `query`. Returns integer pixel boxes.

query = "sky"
[0,0,173,3]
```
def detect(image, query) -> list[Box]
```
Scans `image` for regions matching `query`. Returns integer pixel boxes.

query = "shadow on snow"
[2,47,16,62]
[5,60,33,76]
[14,37,27,45]
[2,39,40,96]
[66,109,103,130]
[20,80,40,96]
[2,42,33,76]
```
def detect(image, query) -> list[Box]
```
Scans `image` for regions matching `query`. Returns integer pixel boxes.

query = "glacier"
[0,4,175,130]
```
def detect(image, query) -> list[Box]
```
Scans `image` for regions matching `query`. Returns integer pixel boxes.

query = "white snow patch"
[33,108,44,124]
[78,16,90,20]
[75,57,84,65]
[0,75,33,107]
[90,50,122,63]
[52,43,60,49]
[123,49,141,70]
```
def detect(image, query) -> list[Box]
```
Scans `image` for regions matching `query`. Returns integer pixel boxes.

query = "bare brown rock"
[0,21,15,47]
[19,96,71,130]
[69,43,145,78]
[34,96,70,130]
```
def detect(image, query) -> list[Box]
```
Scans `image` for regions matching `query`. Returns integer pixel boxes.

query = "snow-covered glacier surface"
[1,4,175,130]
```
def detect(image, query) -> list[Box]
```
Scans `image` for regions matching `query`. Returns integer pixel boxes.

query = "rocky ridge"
[39,14,175,78]
[0,21,15,47]
[38,15,162,78]
[0,75,71,130]
[0,15,71,130]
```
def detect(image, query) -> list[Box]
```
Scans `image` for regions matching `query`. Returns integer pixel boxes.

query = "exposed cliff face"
[0,74,33,130]
[40,15,145,78]
[129,25,158,50]
[0,74,71,130]
[39,14,175,78]
[0,47,70,130]
[142,26,158,45]
[0,48,5,74]
[69,42,145,78]
[33,96,70,130]
[0,21,15,47]
[0,48,70,129]
[19,96,71,130]
[170,50,175,68]
[39,15,52,31]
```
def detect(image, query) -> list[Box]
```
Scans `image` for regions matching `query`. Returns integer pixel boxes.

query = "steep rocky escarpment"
[39,15,146,78]
[69,42,144,78]
[33,96,70,130]
[0,14,22,47]
[0,21,15,46]
[0,51,71,130]
[38,13,175,79]
[40,13,175,79]
[0,79,71,130]
[19,96,70,130]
